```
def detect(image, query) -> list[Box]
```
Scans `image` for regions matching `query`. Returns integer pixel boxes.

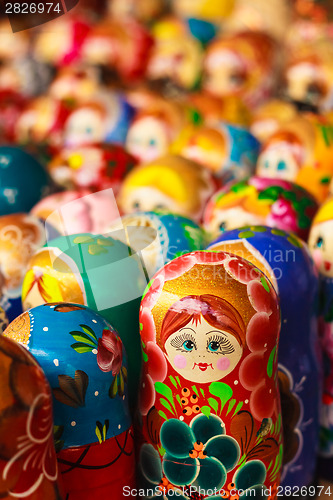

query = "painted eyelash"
[170,333,197,351]
[207,334,235,354]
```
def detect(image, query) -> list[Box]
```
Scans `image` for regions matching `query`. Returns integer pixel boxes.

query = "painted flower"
[159,414,240,489]
[97,328,123,375]
[2,393,58,497]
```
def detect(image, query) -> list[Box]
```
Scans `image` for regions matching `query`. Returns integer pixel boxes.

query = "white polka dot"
[245,399,249,404]
[142,383,145,388]
[269,389,272,394]
[118,424,121,430]
[71,421,76,427]
[92,349,97,355]
[179,416,184,421]
[53,359,59,367]
[50,305,55,309]
[234,380,239,385]
[283,319,287,323]
[264,343,267,348]
[43,327,49,332]
[94,391,99,397]
[92,320,97,324]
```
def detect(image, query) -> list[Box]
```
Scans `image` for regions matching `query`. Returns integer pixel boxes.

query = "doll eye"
[86,127,93,134]
[206,334,235,355]
[149,138,157,146]
[208,341,220,352]
[316,236,324,248]
[132,201,141,210]
[277,160,287,171]
[155,204,166,210]
[229,72,246,87]
[170,332,197,352]
[306,82,324,102]
[219,221,226,232]
[183,340,195,352]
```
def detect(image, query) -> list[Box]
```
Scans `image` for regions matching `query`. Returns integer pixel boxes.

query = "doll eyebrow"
[179,327,196,334]
[205,330,228,336]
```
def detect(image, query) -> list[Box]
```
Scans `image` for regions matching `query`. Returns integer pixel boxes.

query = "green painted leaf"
[169,376,178,389]
[208,397,218,413]
[227,398,236,415]
[109,376,118,399]
[160,397,175,415]
[70,343,94,353]
[176,394,182,407]
[233,402,243,416]
[209,382,233,410]
[239,230,254,238]
[79,324,98,341]
[267,346,276,378]
[70,332,97,347]
[191,385,199,397]
[89,244,107,256]
[200,388,205,398]
[142,351,148,362]
[95,421,103,444]
[201,406,211,418]
[155,382,176,412]
[118,371,124,395]
[175,376,181,386]
[158,410,168,421]
[74,236,94,244]
[122,366,128,382]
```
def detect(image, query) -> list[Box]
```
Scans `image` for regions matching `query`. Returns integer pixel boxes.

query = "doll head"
[308,196,333,278]
[49,67,100,103]
[203,176,318,240]
[203,31,278,108]
[159,294,246,383]
[118,154,215,221]
[250,99,299,143]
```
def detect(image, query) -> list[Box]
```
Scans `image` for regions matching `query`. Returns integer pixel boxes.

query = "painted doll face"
[64,108,104,147]
[285,62,328,108]
[164,316,243,383]
[204,50,247,98]
[126,117,169,163]
[121,186,181,214]
[308,220,333,278]
[207,207,263,237]
[257,143,302,181]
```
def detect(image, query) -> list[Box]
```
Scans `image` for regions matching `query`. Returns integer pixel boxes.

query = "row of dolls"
[0,172,332,498]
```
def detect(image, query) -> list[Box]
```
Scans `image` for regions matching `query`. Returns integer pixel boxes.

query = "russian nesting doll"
[208,226,321,489]
[203,176,318,242]
[138,251,283,497]
[308,197,333,478]
[3,304,136,499]
[0,334,63,499]
[21,233,148,411]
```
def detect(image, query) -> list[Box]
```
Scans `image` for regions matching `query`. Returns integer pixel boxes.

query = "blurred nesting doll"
[249,99,299,143]
[256,115,333,202]
[4,304,136,499]
[0,91,26,143]
[47,143,136,193]
[208,226,321,488]
[0,213,45,322]
[31,190,120,236]
[171,122,260,183]
[107,0,167,23]
[146,16,204,91]
[118,154,216,223]
[81,18,153,83]
[203,31,280,109]
[21,233,148,410]
[48,67,101,104]
[203,176,318,241]
[171,0,235,44]
[308,197,333,475]
[107,211,207,280]
[62,93,134,147]
[0,335,63,499]
[0,146,50,215]
[284,39,333,112]
[125,100,186,164]
[138,251,283,494]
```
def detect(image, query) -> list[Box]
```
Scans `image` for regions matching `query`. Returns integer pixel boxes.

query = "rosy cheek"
[312,248,323,269]
[173,355,187,369]
[217,357,230,371]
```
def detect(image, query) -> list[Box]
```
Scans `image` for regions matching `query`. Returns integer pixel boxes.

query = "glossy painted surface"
[0,146,50,215]
[21,233,148,410]
[309,197,333,465]
[138,251,283,492]
[203,176,318,241]
[4,303,135,499]
[0,334,63,499]
[0,213,46,322]
[107,211,207,280]
[208,226,321,487]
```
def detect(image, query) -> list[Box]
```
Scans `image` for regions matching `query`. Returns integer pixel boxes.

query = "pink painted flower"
[97,328,123,375]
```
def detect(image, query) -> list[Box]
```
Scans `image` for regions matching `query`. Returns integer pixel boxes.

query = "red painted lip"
[324,261,332,271]
[194,363,213,371]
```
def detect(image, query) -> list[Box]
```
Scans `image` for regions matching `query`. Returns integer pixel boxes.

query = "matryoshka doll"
[203,31,279,109]
[4,304,136,499]
[308,197,333,477]
[0,213,46,322]
[138,251,283,495]
[256,115,333,203]
[21,233,148,411]
[0,146,50,215]
[125,100,186,164]
[146,16,204,91]
[0,335,63,499]
[171,122,260,183]
[208,226,321,489]
[107,0,167,23]
[203,176,318,241]
[118,154,216,223]
[62,93,134,147]
[107,211,207,280]
[48,66,101,104]
[250,99,299,143]
[47,143,136,194]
